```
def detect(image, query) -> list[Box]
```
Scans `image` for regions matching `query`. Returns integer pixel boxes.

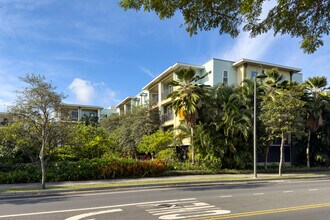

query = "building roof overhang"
[60,103,104,110]
[142,62,204,90]
[115,96,133,108]
[232,58,301,73]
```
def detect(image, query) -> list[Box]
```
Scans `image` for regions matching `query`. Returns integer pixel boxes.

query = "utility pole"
[253,75,257,179]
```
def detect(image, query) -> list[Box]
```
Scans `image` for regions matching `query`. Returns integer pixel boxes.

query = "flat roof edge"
[115,96,133,108]
[232,58,301,72]
[142,62,204,90]
[60,103,104,109]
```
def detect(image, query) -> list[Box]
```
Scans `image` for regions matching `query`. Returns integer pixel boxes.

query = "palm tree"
[304,76,329,168]
[167,68,209,164]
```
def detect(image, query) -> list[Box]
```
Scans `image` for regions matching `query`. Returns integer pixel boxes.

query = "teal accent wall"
[213,59,236,85]
[292,73,303,83]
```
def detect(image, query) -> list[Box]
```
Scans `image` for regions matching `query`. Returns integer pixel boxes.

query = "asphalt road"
[1,178,330,219]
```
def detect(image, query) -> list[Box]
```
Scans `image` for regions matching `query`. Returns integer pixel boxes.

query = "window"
[71,111,78,120]
[250,71,257,79]
[223,70,228,84]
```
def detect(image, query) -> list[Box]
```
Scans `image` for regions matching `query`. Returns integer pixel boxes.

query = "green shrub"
[156,149,178,163]
[0,158,169,184]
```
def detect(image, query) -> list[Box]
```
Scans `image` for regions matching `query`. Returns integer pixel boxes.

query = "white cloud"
[139,66,155,78]
[103,88,121,105]
[69,78,95,104]
[68,78,120,106]
[222,32,277,61]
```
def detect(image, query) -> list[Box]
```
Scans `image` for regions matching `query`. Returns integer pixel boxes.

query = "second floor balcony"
[150,94,159,106]
[161,111,174,123]
[161,87,173,100]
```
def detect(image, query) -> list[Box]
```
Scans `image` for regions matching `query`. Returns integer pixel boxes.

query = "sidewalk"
[1,172,330,198]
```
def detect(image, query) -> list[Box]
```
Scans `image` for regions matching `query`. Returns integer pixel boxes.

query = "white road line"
[146,203,205,212]
[220,195,232,198]
[253,193,264,196]
[309,189,319,191]
[65,209,122,220]
[137,199,196,207]
[152,205,216,215]
[0,198,196,218]
[159,209,231,220]
[283,191,293,193]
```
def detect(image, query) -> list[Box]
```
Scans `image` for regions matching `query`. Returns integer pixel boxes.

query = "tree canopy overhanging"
[119,0,330,54]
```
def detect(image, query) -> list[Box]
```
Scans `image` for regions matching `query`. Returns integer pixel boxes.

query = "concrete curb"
[1,174,330,200]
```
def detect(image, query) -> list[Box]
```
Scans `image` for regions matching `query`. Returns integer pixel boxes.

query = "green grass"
[0,172,327,193]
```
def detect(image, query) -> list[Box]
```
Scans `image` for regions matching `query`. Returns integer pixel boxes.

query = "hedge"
[0,158,168,184]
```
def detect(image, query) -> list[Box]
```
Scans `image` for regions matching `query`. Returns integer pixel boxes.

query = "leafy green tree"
[0,122,36,164]
[120,0,330,53]
[80,114,99,127]
[260,84,305,176]
[167,68,209,164]
[54,123,114,160]
[303,76,329,168]
[8,74,65,189]
[137,130,173,157]
[100,106,160,157]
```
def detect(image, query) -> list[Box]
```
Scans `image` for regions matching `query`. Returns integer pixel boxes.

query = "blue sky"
[0,0,329,111]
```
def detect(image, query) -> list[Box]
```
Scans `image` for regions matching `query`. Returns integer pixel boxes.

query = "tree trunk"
[191,126,194,165]
[279,132,285,177]
[307,130,311,168]
[40,138,46,190]
[264,143,270,170]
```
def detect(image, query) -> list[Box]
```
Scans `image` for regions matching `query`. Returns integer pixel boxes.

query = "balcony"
[150,94,159,106]
[161,111,174,123]
[161,87,173,100]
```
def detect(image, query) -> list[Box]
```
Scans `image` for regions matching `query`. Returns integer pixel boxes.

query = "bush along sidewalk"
[0,158,168,184]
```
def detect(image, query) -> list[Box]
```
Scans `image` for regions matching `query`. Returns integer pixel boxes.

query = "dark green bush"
[0,158,168,184]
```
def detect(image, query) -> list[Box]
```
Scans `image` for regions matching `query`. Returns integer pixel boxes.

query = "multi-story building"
[116,58,303,164]
[101,106,117,118]
[58,103,103,122]
[116,58,302,126]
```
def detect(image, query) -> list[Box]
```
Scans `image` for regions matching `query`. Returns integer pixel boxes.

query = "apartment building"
[116,58,302,126]
[101,106,117,118]
[116,57,303,164]
[58,103,103,122]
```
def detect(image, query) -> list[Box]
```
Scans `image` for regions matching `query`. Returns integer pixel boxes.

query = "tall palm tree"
[304,76,329,168]
[167,68,209,164]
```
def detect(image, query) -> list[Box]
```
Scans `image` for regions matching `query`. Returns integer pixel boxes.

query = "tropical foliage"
[167,68,210,164]
[1,72,329,185]
[137,130,173,157]
[303,76,330,167]
[120,0,330,53]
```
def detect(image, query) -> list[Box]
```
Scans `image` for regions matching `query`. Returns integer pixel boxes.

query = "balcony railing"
[161,111,174,123]
[150,94,159,106]
[161,87,173,100]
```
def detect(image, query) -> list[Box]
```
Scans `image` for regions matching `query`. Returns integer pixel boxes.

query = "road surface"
[1,178,330,219]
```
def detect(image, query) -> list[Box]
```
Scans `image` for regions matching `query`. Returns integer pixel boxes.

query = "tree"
[197,83,252,169]
[303,76,329,168]
[167,68,209,164]
[119,0,329,53]
[54,123,114,160]
[8,74,65,189]
[137,130,173,157]
[100,106,160,157]
[260,84,305,176]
